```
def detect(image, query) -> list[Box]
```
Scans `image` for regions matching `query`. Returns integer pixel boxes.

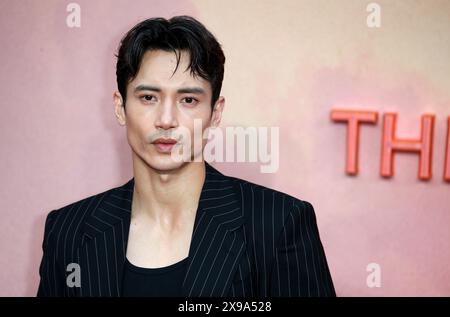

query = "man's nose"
[154,100,178,130]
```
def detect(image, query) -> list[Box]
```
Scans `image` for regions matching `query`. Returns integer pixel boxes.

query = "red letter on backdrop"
[380,113,435,180]
[331,110,378,175]
[444,116,450,182]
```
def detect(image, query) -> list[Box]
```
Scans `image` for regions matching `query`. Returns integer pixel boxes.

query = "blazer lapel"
[79,178,133,296]
[79,162,245,297]
[182,163,246,297]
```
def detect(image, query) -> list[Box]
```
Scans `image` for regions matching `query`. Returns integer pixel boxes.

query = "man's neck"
[131,156,206,229]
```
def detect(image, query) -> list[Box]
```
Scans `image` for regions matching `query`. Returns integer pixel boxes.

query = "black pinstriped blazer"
[37,162,336,297]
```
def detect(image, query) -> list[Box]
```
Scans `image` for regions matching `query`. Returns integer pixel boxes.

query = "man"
[37,16,335,297]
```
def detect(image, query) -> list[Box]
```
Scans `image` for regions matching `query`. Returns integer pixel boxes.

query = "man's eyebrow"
[177,87,206,95]
[134,85,161,93]
[133,85,206,95]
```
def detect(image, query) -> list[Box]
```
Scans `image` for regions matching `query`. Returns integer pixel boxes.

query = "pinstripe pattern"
[37,162,335,297]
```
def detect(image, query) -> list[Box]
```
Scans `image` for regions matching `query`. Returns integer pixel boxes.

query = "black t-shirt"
[121,256,188,297]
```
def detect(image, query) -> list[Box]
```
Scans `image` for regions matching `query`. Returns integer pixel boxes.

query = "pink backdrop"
[0,0,449,296]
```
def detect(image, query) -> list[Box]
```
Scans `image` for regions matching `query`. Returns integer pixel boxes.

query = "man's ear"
[211,96,225,127]
[113,91,126,126]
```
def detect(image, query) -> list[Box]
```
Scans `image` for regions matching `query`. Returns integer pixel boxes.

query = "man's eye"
[141,95,156,102]
[182,97,198,104]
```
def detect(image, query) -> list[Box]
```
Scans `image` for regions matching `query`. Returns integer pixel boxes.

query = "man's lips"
[152,138,178,144]
[151,138,178,153]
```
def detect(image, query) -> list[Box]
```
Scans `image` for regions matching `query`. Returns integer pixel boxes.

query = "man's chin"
[147,157,187,173]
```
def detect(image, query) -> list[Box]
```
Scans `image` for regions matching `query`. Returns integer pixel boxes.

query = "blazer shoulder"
[224,174,317,262]
[228,174,310,210]
[42,180,129,248]
[48,187,110,223]
[226,174,313,229]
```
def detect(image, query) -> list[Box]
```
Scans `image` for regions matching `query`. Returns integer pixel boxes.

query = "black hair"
[115,16,225,110]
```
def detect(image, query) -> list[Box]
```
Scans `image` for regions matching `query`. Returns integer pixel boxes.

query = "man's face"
[114,49,224,172]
